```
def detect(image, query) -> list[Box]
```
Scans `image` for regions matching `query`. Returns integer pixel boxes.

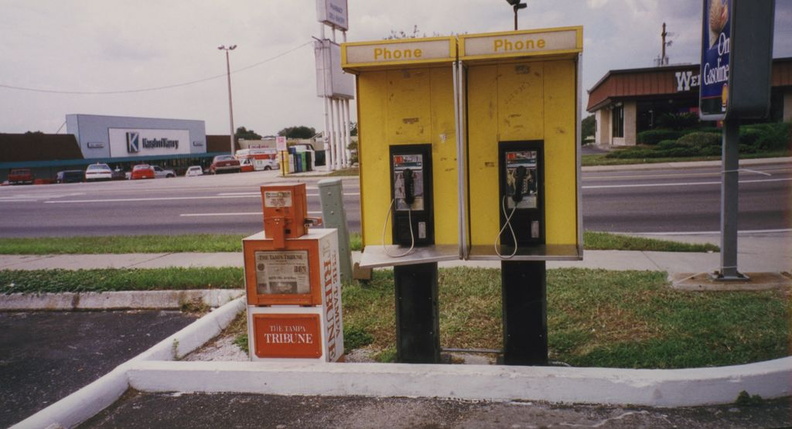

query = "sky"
[1,0,790,137]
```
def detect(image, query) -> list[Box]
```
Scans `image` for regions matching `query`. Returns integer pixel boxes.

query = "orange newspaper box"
[261,183,309,248]
[243,229,339,306]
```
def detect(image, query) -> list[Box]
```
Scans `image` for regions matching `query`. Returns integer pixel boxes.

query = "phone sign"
[700,0,731,119]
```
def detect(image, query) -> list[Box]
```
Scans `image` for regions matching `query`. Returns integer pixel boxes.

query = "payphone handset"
[385,144,434,254]
[496,141,544,257]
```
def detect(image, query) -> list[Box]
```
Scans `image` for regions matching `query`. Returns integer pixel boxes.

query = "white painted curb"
[125,357,792,408]
[134,297,246,362]
[12,366,130,429]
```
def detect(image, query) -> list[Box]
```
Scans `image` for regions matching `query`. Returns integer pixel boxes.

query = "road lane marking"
[44,195,255,204]
[44,192,360,204]
[217,192,359,197]
[0,192,86,202]
[625,228,792,235]
[181,211,324,217]
[583,177,791,189]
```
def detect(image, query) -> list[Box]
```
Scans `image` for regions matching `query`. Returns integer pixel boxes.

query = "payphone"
[497,141,544,251]
[389,144,434,247]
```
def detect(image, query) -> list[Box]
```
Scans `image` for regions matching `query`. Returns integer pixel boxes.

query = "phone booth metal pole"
[394,262,440,363]
[501,261,547,365]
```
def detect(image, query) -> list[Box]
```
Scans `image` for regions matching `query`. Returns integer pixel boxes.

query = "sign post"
[700,0,775,280]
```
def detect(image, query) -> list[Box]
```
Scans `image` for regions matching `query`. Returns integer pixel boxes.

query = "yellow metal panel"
[357,71,390,247]
[428,67,459,245]
[467,59,578,247]
[358,66,458,247]
[542,60,578,245]
[497,63,544,142]
[386,69,432,143]
[467,64,501,247]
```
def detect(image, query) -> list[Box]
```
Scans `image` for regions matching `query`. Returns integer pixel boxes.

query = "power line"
[0,41,313,96]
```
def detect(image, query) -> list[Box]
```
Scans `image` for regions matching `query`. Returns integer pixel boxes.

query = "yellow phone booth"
[459,27,583,365]
[342,37,459,363]
[342,27,583,365]
[459,27,583,260]
[342,37,460,264]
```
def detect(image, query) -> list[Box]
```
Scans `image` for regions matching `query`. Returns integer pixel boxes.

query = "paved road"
[582,161,792,232]
[0,160,789,237]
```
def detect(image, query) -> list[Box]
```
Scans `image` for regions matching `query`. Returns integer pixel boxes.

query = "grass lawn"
[0,231,718,254]
[3,266,785,369]
[343,267,790,368]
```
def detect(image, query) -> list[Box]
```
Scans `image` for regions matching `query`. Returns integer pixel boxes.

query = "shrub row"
[616,122,790,159]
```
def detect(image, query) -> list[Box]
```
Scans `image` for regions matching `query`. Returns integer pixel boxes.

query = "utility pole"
[218,44,237,155]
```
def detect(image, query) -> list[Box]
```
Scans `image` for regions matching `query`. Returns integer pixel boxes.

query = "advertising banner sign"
[108,128,192,158]
[700,0,732,119]
[316,0,348,31]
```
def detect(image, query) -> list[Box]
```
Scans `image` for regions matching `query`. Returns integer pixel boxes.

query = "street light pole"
[218,44,237,156]
[505,0,527,31]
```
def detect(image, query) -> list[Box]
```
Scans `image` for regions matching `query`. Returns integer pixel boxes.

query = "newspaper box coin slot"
[261,183,309,248]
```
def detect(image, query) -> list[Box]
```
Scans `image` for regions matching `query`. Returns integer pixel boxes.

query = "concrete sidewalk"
[1,231,788,274]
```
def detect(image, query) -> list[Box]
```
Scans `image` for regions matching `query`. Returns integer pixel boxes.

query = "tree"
[235,126,262,140]
[581,114,596,143]
[278,126,316,139]
[386,25,424,40]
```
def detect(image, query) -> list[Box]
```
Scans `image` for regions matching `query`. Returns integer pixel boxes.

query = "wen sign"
[700,0,774,120]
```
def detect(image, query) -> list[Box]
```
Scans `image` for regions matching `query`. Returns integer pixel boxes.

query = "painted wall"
[65,114,207,160]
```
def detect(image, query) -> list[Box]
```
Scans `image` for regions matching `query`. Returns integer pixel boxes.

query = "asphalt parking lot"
[0,310,199,428]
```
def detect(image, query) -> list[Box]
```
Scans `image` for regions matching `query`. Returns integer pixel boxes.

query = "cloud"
[0,0,789,135]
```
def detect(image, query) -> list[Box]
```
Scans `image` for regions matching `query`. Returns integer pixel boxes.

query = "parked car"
[185,165,204,177]
[85,163,113,181]
[209,155,241,174]
[152,165,176,178]
[8,168,34,185]
[111,168,127,181]
[130,164,155,180]
[56,170,83,183]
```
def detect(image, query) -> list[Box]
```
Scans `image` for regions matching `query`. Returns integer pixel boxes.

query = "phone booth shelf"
[467,244,581,261]
[359,244,459,268]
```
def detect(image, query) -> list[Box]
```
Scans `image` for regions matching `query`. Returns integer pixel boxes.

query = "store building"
[586,57,792,146]
[1,114,235,182]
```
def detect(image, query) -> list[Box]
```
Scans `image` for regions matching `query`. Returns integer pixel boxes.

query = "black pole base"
[501,260,548,366]
[394,262,440,363]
